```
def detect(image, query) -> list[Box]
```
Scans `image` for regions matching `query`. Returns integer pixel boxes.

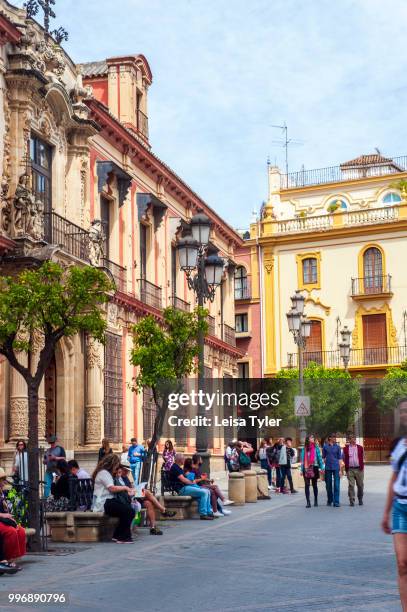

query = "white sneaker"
[268,485,273,490]
[213,511,223,517]
[223,499,234,506]
[221,509,232,515]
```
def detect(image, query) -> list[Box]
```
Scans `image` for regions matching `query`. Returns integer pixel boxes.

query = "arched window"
[328,198,348,211]
[363,247,383,293]
[234,266,248,299]
[302,257,318,285]
[382,192,401,204]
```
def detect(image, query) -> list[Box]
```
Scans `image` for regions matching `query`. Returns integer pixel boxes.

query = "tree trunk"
[141,393,169,488]
[27,382,41,551]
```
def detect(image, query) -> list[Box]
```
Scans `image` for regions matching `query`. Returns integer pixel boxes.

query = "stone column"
[31,331,46,444]
[9,353,28,441]
[85,337,104,445]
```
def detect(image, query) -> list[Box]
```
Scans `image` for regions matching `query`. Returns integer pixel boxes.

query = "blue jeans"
[44,470,53,498]
[260,459,272,485]
[131,462,142,484]
[179,485,212,516]
[325,469,340,505]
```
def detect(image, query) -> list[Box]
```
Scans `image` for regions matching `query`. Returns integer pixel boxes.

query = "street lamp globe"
[301,317,311,338]
[340,325,352,347]
[176,236,199,271]
[190,213,211,246]
[204,254,224,287]
[291,290,305,315]
[287,307,301,332]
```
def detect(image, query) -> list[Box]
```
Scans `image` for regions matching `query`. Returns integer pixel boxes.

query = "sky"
[13,0,407,228]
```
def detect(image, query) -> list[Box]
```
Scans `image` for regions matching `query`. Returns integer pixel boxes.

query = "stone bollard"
[228,472,245,505]
[243,470,257,503]
[291,464,304,489]
[255,468,271,500]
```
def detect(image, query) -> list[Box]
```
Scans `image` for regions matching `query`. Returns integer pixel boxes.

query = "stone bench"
[158,495,200,520]
[46,509,148,542]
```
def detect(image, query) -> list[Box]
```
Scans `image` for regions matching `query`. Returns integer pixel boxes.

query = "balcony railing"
[223,323,236,347]
[171,295,190,312]
[345,206,398,226]
[351,274,392,297]
[44,212,90,262]
[275,213,333,234]
[137,109,149,140]
[287,345,407,368]
[138,278,162,309]
[235,279,251,300]
[102,258,127,293]
[281,155,407,189]
[207,315,216,336]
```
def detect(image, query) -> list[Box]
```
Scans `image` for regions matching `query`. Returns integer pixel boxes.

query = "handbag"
[304,466,315,479]
[239,452,251,468]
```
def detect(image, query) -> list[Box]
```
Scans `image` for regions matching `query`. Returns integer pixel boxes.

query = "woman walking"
[162,440,176,472]
[382,399,407,610]
[301,434,325,508]
[257,440,272,487]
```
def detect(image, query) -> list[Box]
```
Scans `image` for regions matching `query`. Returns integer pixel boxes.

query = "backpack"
[239,452,251,467]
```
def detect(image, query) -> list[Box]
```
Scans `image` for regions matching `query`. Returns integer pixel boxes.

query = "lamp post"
[176,214,224,471]
[286,290,311,446]
[339,325,352,371]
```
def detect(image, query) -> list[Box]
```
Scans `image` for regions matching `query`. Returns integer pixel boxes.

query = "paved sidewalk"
[0,465,400,611]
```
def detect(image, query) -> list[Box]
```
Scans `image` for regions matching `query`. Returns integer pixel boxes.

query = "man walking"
[279,437,298,494]
[43,435,66,498]
[128,438,144,484]
[322,434,342,507]
[343,434,364,506]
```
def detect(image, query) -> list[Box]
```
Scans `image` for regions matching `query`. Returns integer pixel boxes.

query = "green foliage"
[374,361,407,413]
[130,306,208,392]
[276,362,361,438]
[0,261,112,353]
[327,201,340,213]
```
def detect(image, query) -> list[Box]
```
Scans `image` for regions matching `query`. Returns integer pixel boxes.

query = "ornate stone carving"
[85,404,102,445]
[38,398,47,440]
[86,337,102,370]
[87,219,105,266]
[31,329,45,354]
[107,302,118,325]
[0,180,11,236]
[9,398,28,440]
[12,173,44,240]
[18,23,65,82]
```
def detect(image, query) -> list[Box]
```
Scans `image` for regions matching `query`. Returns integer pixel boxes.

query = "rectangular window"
[302,258,317,285]
[104,332,123,443]
[235,313,248,333]
[100,196,110,259]
[30,135,52,212]
[140,224,147,279]
[142,387,157,440]
[238,362,249,378]
[171,245,177,296]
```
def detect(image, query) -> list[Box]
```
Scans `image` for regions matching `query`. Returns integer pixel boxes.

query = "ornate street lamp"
[176,213,225,471]
[286,292,311,446]
[339,325,352,371]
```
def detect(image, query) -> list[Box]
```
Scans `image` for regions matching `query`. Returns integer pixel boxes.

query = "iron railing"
[44,211,90,262]
[223,323,236,347]
[102,258,127,293]
[138,278,162,309]
[235,278,251,300]
[287,345,407,368]
[281,155,407,189]
[207,315,216,336]
[351,274,392,297]
[137,109,149,140]
[171,295,190,312]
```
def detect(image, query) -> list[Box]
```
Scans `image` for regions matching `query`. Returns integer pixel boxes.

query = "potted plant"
[327,201,340,213]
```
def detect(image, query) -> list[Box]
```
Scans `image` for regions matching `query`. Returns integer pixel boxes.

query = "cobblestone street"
[0,466,400,611]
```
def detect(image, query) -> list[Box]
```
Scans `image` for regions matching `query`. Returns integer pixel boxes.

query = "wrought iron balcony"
[44,212,90,262]
[170,295,190,312]
[102,258,127,293]
[138,278,162,309]
[207,315,216,336]
[137,109,149,140]
[235,279,251,300]
[223,323,236,347]
[351,275,392,298]
[287,345,407,368]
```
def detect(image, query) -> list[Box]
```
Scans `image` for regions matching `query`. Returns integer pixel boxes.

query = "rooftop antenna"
[270,123,303,187]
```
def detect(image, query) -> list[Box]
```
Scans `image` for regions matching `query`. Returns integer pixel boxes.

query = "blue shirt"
[322,443,341,470]
[128,444,144,464]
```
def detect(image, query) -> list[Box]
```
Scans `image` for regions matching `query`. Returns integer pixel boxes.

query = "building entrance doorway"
[45,356,56,439]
